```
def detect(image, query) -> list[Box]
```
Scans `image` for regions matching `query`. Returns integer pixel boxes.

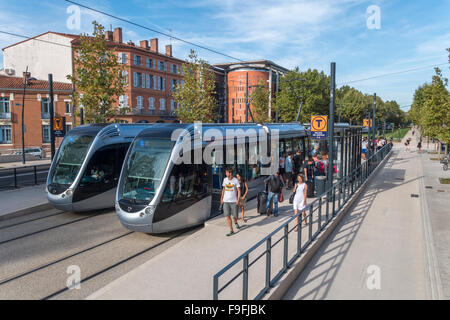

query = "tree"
[68,21,127,123]
[173,50,217,123]
[422,67,450,155]
[276,68,330,123]
[249,80,270,123]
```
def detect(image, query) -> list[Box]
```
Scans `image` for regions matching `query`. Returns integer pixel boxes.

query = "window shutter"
[133,72,137,87]
[142,73,145,88]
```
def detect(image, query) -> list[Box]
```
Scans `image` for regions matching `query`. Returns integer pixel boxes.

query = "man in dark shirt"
[264,171,284,217]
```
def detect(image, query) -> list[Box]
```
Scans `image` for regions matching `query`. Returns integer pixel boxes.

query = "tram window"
[279,139,285,156]
[79,143,129,193]
[247,141,260,181]
[285,139,292,154]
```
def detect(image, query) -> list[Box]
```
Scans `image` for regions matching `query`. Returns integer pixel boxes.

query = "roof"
[2,31,78,51]
[0,75,72,92]
[214,60,290,73]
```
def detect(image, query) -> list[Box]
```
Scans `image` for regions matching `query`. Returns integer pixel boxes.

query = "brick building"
[0,74,73,153]
[214,60,289,123]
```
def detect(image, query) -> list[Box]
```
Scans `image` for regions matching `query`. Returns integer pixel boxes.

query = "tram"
[46,123,153,212]
[115,123,308,234]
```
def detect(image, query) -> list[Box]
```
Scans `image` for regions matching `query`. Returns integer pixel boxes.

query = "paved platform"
[0,184,50,220]
[283,129,445,300]
[0,159,51,169]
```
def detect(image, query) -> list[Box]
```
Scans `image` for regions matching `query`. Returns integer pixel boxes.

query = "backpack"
[318,161,325,174]
[269,175,281,193]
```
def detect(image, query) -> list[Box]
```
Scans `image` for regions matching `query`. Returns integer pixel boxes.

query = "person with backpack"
[264,171,284,217]
[285,152,294,189]
[303,157,315,197]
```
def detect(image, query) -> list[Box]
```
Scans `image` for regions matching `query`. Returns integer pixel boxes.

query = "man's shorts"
[362,149,367,154]
[223,202,238,218]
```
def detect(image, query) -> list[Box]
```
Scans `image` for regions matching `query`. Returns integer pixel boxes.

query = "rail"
[0,164,50,190]
[213,143,392,300]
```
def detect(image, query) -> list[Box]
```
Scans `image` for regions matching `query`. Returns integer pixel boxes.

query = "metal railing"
[213,143,392,300]
[0,164,50,190]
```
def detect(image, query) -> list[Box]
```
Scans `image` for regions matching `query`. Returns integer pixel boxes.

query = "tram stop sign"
[311,115,328,140]
[53,117,66,137]
[363,118,373,127]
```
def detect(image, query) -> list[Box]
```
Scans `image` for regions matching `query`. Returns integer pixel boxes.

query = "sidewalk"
[0,184,50,220]
[283,129,441,300]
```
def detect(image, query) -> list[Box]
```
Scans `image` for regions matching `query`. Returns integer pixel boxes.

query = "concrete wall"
[3,33,73,83]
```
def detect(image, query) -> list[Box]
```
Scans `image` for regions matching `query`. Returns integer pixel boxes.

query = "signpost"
[53,116,66,137]
[311,115,328,140]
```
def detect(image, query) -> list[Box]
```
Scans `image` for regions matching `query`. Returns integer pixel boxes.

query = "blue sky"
[0,0,449,109]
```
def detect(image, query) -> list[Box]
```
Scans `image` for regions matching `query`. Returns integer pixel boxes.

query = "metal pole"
[21,66,28,165]
[232,98,235,123]
[245,72,249,123]
[372,93,376,153]
[327,62,336,192]
[49,74,55,160]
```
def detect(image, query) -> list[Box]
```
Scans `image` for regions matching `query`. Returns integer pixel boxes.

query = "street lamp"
[20,66,36,164]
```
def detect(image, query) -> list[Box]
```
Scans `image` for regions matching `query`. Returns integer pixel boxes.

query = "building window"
[160,98,166,110]
[153,75,157,90]
[41,98,50,118]
[146,58,153,69]
[118,52,127,64]
[0,97,10,119]
[42,125,51,143]
[158,61,166,71]
[134,55,141,66]
[172,64,178,74]
[171,79,178,91]
[149,97,155,109]
[121,70,128,86]
[142,73,146,88]
[0,125,12,144]
[170,99,176,111]
[137,96,143,109]
[119,95,128,107]
[146,74,152,89]
[65,124,72,134]
[65,101,71,114]
[159,76,165,91]
[134,72,143,88]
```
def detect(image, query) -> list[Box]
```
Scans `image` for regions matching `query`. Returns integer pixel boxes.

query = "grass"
[362,127,409,141]
[439,178,450,184]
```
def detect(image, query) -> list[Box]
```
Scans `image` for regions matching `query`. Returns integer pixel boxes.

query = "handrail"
[213,143,392,300]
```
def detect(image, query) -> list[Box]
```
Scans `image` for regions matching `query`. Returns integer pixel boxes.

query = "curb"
[265,149,394,300]
[0,202,53,222]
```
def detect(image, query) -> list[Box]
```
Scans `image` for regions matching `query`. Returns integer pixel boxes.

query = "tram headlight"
[145,205,155,216]
[65,189,73,196]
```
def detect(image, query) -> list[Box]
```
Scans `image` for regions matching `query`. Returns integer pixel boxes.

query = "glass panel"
[121,138,174,202]
[50,134,95,186]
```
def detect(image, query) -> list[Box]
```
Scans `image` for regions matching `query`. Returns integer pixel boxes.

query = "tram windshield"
[121,138,175,202]
[50,134,95,186]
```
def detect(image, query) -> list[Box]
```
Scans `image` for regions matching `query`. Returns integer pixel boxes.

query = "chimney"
[105,31,113,41]
[165,44,172,57]
[140,40,149,50]
[150,38,158,53]
[113,27,122,43]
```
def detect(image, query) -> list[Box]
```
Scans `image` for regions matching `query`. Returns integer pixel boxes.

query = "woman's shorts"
[238,197,246,208]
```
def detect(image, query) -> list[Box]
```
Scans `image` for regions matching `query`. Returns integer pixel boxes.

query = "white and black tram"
[115,123,308,234]
[46,123,153,212]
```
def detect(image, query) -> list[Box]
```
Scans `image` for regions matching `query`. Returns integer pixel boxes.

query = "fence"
[213,143,392,300]
[0,164,50,190]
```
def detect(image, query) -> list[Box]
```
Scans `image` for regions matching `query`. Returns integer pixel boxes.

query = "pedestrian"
[417,140,422,153]
[221,168,241,236]
[279,151,286,182]
[236,173,248,223]
[285,152,294,189]
[303,157,315,183]
[264,171,284,217]
[405,138,410,152]
[362,137,368,160]
[293,173,308,230]
[293,149,303,176]
[377,137,383,151]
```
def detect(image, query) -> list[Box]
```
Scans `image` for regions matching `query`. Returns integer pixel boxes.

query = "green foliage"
[173,50,217,123]
[67,21,127,123]
[276,68,330,123]
[249,80,270,123]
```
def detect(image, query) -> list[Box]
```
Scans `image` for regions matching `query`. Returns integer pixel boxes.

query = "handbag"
[279,192,284,203]
[289,186,297,204]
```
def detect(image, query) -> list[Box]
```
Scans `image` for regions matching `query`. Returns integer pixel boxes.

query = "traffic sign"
[53,117,66,137]
[311,115,328,140]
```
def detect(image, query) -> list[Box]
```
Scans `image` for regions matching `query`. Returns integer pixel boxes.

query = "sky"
[0,0,449,110]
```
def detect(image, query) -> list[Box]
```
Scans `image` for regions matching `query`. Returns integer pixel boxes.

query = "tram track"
[0,205,200,300]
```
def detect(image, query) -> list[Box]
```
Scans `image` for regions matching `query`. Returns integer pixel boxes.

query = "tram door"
[209,149,224,217]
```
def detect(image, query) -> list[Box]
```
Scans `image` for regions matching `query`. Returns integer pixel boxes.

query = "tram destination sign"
[311,115,328,140]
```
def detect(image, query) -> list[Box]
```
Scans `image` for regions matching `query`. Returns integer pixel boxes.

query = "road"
[0,207,199,299]
[0,165,50,190]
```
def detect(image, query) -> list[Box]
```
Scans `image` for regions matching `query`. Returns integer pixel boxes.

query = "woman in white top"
[293,173,308,231]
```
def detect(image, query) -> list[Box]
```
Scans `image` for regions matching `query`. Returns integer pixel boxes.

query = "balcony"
[0,112,11,119]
